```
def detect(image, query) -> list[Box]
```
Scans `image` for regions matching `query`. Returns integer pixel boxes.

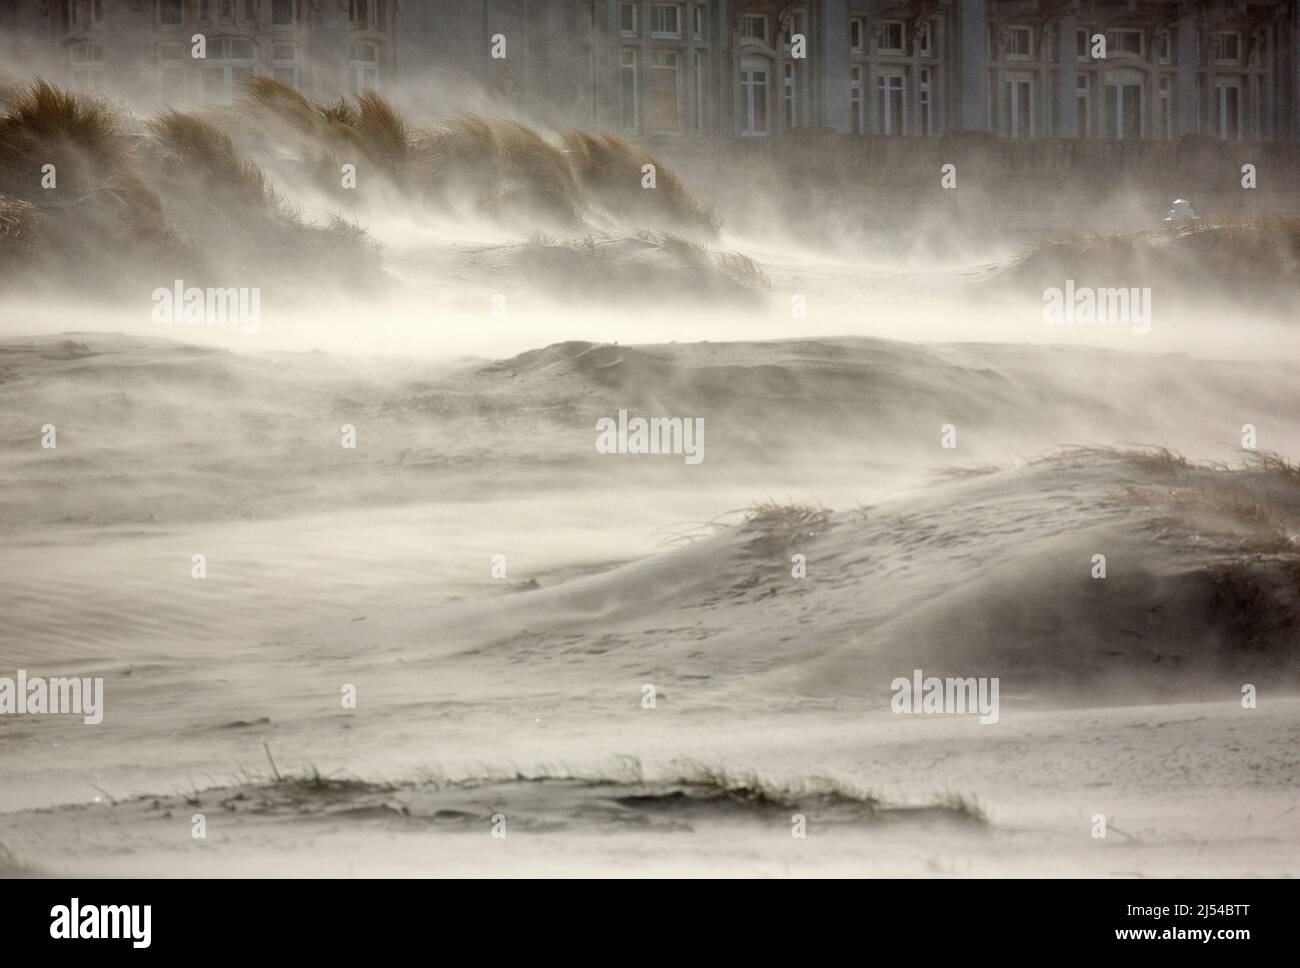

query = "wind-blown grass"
[563,130,720,235]
[1007,215,1300,307]
[1,78,723,294]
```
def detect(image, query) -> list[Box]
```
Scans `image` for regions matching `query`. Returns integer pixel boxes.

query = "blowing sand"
[1,330,1296,876]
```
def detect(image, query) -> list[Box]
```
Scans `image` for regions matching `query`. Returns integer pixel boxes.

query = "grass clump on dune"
[0,195,44,272]
[0,841,39,876]
[149,109,270,208]
[563,130,719,235]
[743,500,832,546]
[161,755,986,827]
[411,114,583,226]
[1008,214,1300,307]
[1,77,725,293]
[0,80,189,286]
[0,80,385,293]
[671,759,882,811]
[144,107,383,288]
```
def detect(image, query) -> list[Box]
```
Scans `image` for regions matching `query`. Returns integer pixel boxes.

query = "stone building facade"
[3,1,1297,142]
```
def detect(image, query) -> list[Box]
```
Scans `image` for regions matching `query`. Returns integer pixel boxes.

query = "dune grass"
[1010,214,1300,303]
[930,446,1299,556]
[2,78,725,291]
[0,840,39,876]
[740,501,833,552]
[670,759,882,810]
[147,755,986,827]
[562,130,719,235]
[0,80,189,286]
[410,114,584,225]
[149,109,270,208]
[0,195,43,270]
[0,79,132,197]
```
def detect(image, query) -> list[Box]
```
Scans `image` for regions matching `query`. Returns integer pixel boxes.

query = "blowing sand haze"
[0,0,1298,937]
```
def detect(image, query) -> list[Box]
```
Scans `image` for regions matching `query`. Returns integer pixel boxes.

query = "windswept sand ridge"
[282,450,1300,708]
[991,215,1300,314]
[5,333,1297,534]
[1,333,1297,876]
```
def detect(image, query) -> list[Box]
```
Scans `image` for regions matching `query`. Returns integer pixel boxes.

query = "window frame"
[1004,25,1033,60]
[878,20,906,55]
[650,3,682,39]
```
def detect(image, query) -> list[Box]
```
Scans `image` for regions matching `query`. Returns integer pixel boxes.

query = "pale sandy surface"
[0,333,1296,876]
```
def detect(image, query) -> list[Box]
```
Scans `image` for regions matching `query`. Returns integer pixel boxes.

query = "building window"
[69,41,105,92]
[349,0,368,28]
[619,49,638,131]
[1006,75,1033,137]
[649,49,680,132]
[920,67,932,135]
[782,62,796,129]
[918,20,933,57]
[1104,70,1143,139]
[739,14,767,45]
[201,37,256,102]
[1215,78,1242,139]
[348,40,379,93]
[1076,75,1090,137]
[271,0,295,27]
[219,0,236,23]
[1213,32,1240,65]
[620,3,637,37]
[650,3,681,38]
[1157,76,1173,137]
[879,21,905,54]
[850,17,865,53]
[158,42,186,97]
[850,65,862,134]
[272,43,297,87]
[157,42,185,96]
[1106,29,1143,57]
[158,0,183,26]
[692,5,705,40]
[242,0,258,25]
[58,0,110,28]
[1077,28,1090,60]
[739,55,768,135]
[691,49,705,131]
[876,72,905,134]
[780,11,804,47]
[1156,29,1173,65]
[1005,25,1032,59]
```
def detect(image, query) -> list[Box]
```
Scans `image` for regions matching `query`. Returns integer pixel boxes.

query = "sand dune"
[1,330,1297,876]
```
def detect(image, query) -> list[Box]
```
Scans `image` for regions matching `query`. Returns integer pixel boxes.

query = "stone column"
[1057,16,1078,136]
[819,0,851,132]
[1176,9,1197,135]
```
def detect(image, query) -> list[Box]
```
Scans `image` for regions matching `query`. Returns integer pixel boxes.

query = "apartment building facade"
[4,1,1298,142]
